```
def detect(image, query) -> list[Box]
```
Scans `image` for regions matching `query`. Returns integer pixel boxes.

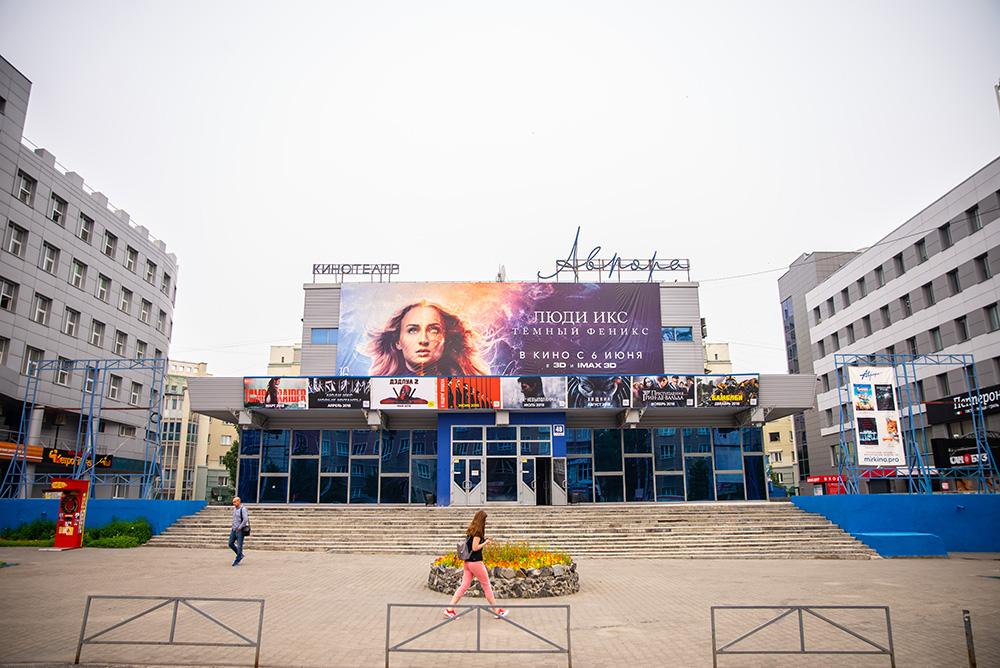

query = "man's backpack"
[456,536,472,561]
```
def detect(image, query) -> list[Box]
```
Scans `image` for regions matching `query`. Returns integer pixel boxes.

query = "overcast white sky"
[2,1,998,377]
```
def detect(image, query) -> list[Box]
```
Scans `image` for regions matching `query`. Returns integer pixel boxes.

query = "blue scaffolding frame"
[834,353,999,494]
[0,357,167,499]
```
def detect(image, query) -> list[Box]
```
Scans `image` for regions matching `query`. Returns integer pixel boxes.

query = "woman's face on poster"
[396,305,446,371]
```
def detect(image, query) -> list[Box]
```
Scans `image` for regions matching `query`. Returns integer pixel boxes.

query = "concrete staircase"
[146,503,877,559]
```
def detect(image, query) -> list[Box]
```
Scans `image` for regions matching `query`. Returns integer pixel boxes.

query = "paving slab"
[0,546,997,667]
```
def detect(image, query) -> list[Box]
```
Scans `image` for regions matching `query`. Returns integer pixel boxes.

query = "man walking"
[229,497,249,566]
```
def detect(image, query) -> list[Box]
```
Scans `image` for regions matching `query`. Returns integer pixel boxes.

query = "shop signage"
[925,384,1000,425]
[930,437,998,468]
[335,282,664,376]
[848,366,906,467]
[537,227,690,282]
[43,447,113,469]
[312,263,400,276]
[806,475,841,484]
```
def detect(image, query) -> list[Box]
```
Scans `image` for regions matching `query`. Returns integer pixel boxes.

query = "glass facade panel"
[595,474,624,502]
[594,429,622,472]
[655,474,684,502]
[623,429,652,454]
[259,476,287,503]
[624,457,654,501]
[715,472,745,501]
[351,430,379,456]
[237,458,258,503]
[486,427,517,441]
[683,428,711,453]
[520,441,551,456]
[452,442,483,456]
[713,428,740,446]
[566,429,592,455]
[261,430,289,473]
[291,430,320,456]
[411,430,438,455]
[685,458,715,501]
[410,459,437,503]
[486,458,517,501]
[380,430,410,473]
[714,445,742,471]
[289,459,318,503]
[653,429,682,471]
[240,429,260,456]
[520,426,551,440]
[744,456,767,500]
[742,428,763,452]
[486,442,517,456]
[567,458,593,502]
[380,477,408,503]
[319,476,348,503]
[349,460,379,503]
[320,430,349,473]
[453,427,483,441]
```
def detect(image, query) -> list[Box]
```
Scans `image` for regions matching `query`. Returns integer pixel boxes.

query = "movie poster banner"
[244,377,309,409]
[567,376,631,409]
[438,377,502,409]
[631,375,696,408]
[308,377,370,409]
[695,375,759,407]
[335,282,663,377]
[501,376,569,409]
[370,377,437,410]
[848,366,906,467]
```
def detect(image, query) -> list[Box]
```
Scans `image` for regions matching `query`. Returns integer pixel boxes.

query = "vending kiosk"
[46,478,90,550]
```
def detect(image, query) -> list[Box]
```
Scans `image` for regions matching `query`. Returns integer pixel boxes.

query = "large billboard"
[567,375,631,408]
[335,282,663,376]
[369,377,437,410]
[631,375,695,408]
[438,377,502,409]
[501,376,568,409]
[244,377,309,409]
[925,384,1000,425]
[848,366,906,466]
[695,375,759,407]
[308,377,370,409]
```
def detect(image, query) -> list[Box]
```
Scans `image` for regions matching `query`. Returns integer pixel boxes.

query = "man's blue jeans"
[228,529,245,560]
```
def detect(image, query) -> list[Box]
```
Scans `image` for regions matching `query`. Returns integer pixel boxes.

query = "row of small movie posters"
[848,366,907,467]
[243,374,760,411]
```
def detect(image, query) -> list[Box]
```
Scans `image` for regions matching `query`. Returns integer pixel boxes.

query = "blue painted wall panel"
[0,499,206,536]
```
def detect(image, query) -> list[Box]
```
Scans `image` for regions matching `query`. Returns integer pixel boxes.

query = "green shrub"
[1,519,56,540]
[85,535,141,549]
[84,517,153,545]
[0,539,54,547]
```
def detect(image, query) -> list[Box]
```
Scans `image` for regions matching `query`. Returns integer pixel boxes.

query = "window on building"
[938,373,951,397]
[947,269,961,295]
[841,287,850,308]
[939,223,953,250]
[857,277,867,298]
[221,434,233,446]
[161,272,171,296]
[136,339,147,359]
[822,374,830,392]
[90,320,105,347]
[118,287,132,314]
[31,293,51,325]
[310,328,338,345]
[120,245,137,272]
[916,379,925,403]
[826,296,835,317]
[987,304,1000,332]
[771,450,782,463]
[139,299,151,324]
[107,374,122,400]
[15,170,36,206]
[825,408,833,427]
[145,259,157,284]
[0,277,18,311]
[96,274,111,302]
[77,213,93,243]
[84,367,97,394]
[114,330,127,356]
[119,424,137,437]
[906,336,918,356]
[69,259,87,289]
[976,254,992,282]
[930,327,943,352]
[156,309,166,333]
[130,382,142,406]
[4,221,27,258]
[915,238,928,263]
[62,308,80,337]
[922,283,935,307]
[103,231,117,259]
[955,316,969,342]
[900,294,913,318]
[880,305,891,327]
[861,315,872,337]
[22,345,43,376]
[154,348,162,359]
[967,205,982,233]
[893,253,905,277]
[843,324,854,345]
[875,265,885,288]
[830,331,839,351]
[818,339,826,357]
[768,432,780,442]
[49,194,67,225]
[813,306,821,324]
[661,326,694,341]
[56,357,72,386]
[40,242,59,274]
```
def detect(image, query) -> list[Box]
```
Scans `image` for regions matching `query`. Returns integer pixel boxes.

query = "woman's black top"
[466,534,484,562]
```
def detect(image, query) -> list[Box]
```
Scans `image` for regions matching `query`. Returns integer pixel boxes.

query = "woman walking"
[444,510,508,619]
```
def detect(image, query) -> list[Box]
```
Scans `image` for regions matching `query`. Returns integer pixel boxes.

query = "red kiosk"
[46,478,90,550]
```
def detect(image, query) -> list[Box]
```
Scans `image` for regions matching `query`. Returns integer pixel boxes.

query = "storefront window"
[567,457,593,502]
[452,442,483,456]
[259,476,287,503]
[624,457,654,501]
[594,429,623,472]
[289,459,318,503]
[349,460,379,503]
[292,430,320,456]
[715,472,745,501]
[487,427,516,441]
[320,430,349,473]
[623,429,652,454]
[380,430,409,473]
[520,426,551,440]
[319,476,348,503]
[713,428,741,446]
[520,441,551,456]
[380,477,408,503]
[240,429,260,456]
[410,459,437,503]
[595,474,624,502]
[744,456,767,500]
[655,474,684,502]
[487,442,517,456]
[653,429,682,471]
[411,430,437,455]
[566,429,592,455]
[741,427,763,452]
[453,426,483,441]
[714,445,742,471]
[237,458,258,503]
[683,428,711,453]
[261,430,289,473]
[685,457,715,501]
[486,458,517,502]
[351,430,379,456]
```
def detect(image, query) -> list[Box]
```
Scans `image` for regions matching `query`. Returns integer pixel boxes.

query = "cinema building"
[189,279,816,506]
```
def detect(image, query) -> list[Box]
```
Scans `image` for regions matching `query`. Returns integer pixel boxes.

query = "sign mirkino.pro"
[848,366,906,467]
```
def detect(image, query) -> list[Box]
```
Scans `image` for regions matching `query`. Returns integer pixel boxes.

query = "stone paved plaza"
[0,546,998,667]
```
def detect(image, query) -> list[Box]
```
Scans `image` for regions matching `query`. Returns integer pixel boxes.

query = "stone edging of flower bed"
[427,562,579,598]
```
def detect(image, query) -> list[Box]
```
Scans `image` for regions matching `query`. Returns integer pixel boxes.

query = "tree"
[222,439,239,489]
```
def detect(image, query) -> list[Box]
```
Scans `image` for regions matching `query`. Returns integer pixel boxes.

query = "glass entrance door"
[451,458,484,506]
[485,458,517,502]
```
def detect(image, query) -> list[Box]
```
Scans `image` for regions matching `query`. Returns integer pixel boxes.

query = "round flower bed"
[427,542,579,598]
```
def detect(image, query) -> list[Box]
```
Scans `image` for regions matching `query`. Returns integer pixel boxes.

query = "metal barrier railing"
[711,605,895,667]
[385,603,571,667]
[74,595,265,667]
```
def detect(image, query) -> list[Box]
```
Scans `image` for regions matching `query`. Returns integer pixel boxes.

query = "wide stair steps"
[146,504,877,559]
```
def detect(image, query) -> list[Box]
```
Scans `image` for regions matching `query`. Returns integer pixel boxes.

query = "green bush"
[84,517,153,546]
[1,518,56,540]
[85,535,141,549]
[0,539,54,547]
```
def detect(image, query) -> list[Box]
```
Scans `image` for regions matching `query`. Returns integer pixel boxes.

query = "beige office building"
[763,415,799,491]
[267,343,301,376]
